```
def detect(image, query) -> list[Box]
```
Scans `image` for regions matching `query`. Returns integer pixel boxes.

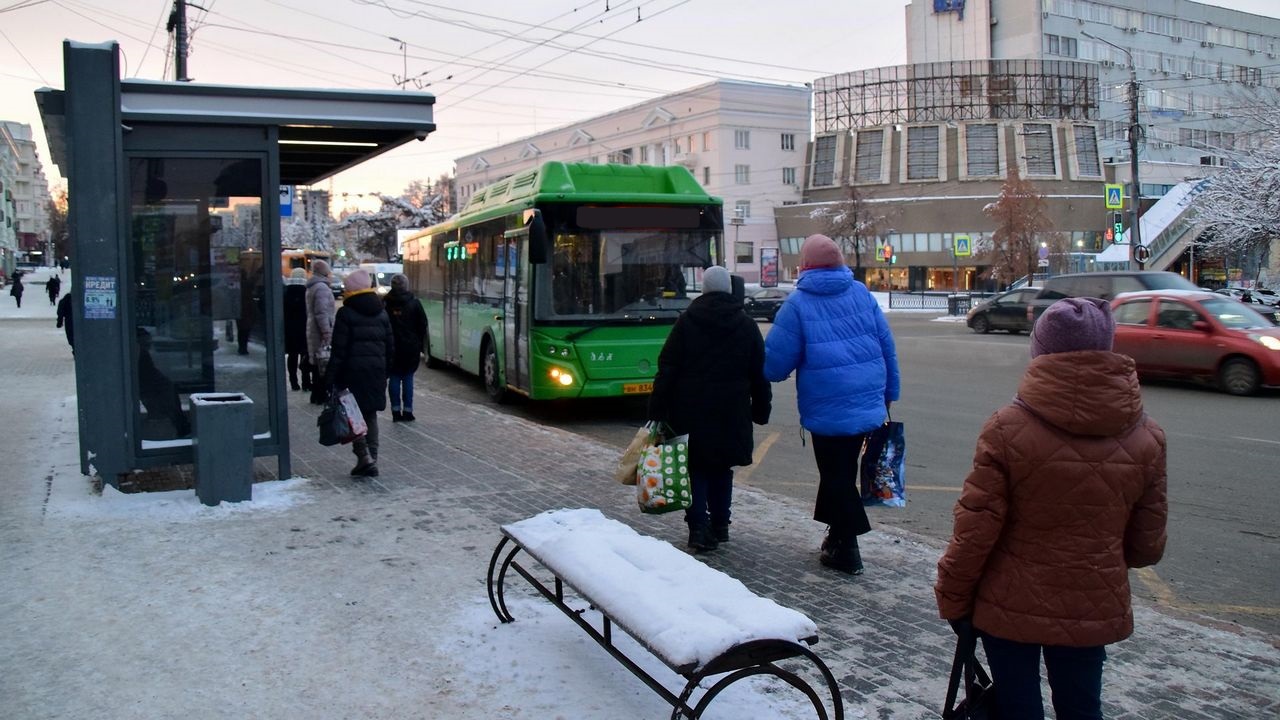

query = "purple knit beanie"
[1030,297,1115,358]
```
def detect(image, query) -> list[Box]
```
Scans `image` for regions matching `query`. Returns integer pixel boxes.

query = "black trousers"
[810,432,872,536]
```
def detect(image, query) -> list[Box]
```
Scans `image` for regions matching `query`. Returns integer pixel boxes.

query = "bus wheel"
[482,340,507,403]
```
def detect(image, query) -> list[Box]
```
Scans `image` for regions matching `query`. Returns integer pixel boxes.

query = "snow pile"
[46,475,313,521]
[504,508,819,669]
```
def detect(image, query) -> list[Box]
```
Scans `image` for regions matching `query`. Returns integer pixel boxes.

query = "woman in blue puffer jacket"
[764,234,901,576]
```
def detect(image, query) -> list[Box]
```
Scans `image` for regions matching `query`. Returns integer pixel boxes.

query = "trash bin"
[947,294,971,316]
[190,392,254,506]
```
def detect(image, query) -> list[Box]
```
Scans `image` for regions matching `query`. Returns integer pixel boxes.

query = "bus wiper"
[564,317,644,342]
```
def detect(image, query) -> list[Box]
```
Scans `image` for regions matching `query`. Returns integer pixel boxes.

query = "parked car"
[743,286,792,322]
[1026,271,1199,326]
[1215,287,1280,309]
[1111,289,1280,396]
[330,273,346,300]
[966,287,1039,334]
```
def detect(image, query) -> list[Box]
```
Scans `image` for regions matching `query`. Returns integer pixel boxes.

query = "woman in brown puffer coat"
[935,297,1167,720]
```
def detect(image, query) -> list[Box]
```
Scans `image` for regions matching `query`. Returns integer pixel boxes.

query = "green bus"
[402,161,724,401]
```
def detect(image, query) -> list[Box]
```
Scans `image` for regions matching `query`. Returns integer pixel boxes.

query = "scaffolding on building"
[814,59,1100,132]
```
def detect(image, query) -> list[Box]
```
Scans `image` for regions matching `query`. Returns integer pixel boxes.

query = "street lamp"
[1081,30,1143,271]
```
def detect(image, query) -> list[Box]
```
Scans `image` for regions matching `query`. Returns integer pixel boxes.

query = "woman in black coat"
[324,269,393,479]
[282,268,310,390]
[383,273,428,422]
[648,266,771,552]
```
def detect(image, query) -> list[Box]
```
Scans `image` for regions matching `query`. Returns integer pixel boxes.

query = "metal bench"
[486,508,844,720]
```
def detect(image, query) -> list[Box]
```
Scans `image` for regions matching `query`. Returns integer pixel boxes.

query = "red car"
[1111,290,1280,396]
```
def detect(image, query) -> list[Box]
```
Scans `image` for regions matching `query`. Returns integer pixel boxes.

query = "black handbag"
[317,393,347,446]
[942,628,998,719]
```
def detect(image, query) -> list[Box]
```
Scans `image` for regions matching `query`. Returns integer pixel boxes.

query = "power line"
[0,26,49,84]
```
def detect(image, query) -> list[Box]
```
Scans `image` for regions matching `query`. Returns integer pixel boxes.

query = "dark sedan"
[743,287,792,322]
[966,287,1039,334]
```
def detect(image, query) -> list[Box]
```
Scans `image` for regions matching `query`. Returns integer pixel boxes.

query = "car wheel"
[482,339,507,403]
[971,315,990,334]
[1218,357,1261,396]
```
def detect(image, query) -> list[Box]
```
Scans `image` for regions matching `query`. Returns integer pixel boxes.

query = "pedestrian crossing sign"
[1104,184,1123,209]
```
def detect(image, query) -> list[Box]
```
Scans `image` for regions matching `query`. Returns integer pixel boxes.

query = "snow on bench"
[486,508,843,719]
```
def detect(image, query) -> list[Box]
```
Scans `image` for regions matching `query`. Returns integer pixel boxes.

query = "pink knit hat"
[799,234,843,270]
[343,269,372,293]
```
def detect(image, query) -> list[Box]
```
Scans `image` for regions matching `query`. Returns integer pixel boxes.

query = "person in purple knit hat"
[936,297,1168,720]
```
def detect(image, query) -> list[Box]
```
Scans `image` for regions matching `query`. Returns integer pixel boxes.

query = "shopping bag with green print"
[635,432,692,514]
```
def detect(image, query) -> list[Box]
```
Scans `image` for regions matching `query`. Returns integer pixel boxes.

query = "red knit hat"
[799,234,843,270]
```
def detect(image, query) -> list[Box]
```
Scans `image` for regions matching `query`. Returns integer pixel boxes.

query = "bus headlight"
[549,368,575,386]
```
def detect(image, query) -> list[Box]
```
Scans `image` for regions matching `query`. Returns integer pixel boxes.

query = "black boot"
[687,524,719,553]
[820,528,864,575]
[711,522,730,543]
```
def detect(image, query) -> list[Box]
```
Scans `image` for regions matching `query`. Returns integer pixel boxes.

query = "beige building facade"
[453,80,811,282]
[1,121,51,271]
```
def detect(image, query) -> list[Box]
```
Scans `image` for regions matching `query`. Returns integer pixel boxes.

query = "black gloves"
[948,616,974,637]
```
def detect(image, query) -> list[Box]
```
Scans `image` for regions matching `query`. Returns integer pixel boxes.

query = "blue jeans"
[388,371,415,412]
[980,632,1106,720]
[685,466,733,529]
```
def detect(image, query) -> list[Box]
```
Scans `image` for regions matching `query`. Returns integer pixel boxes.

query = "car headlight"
[1254,334,1280,351]
[548,367,575,386]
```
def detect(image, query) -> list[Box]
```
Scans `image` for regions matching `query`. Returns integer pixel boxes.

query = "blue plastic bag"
[860,421,906,507]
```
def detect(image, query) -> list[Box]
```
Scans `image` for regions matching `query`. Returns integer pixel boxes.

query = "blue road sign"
[1105,183,1123,210]
[280,185,294,217]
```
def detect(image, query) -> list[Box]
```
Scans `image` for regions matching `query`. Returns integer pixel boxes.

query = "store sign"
[934,0,966,19]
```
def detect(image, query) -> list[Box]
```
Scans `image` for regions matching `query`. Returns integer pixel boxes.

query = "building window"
[811,134,837,186]
[854,129,884,182]
[1073,125,1101,177]
[735,241,754,265]
[734,164,750,184]
[735,200,751,219]
[965,124,999,176]
[734,130,750,149]
[781,133,795,151]
[702,131,711,151]
[906,125,940,181]
[1023,123,1056,176]
[639,145,649,163]
[607,148,633,165]
[703,167,711,186]
[1044,34,1078,58]
[782,167,796,185]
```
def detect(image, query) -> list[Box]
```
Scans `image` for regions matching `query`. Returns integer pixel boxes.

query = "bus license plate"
[623,382,653,395]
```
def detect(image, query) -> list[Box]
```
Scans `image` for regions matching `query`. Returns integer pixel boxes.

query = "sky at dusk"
[2,0,1277,214]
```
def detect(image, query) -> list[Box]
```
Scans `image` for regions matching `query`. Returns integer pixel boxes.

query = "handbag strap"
[942,630,974,713]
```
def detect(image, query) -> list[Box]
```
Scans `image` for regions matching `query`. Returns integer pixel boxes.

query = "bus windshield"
[534,228,717,321]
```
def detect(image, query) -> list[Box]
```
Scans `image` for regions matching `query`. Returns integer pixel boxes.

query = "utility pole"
[1126,65,1143,269]
[168,0,191,81]
[1083,31,1142,270]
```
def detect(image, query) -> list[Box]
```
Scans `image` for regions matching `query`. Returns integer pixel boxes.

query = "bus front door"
[501,229,528,393]
[444,243,462,364]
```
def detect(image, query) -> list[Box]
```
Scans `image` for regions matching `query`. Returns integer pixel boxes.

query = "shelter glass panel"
[128,157,268,447]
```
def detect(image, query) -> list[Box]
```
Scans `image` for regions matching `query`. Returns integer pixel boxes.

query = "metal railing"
[888,291,995,315]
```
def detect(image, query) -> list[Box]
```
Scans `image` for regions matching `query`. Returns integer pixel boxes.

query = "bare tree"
[982,166,1052,287]
[1192,133,1279,263]
[336,184,445,261]
[808,183,888,275]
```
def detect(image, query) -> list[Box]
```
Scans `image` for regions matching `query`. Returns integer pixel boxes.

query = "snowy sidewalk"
[1,318,1276,719]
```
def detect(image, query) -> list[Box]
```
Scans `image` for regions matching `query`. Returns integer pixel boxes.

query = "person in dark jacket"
[935,298,1167,720]
[46,274,61,306]
[282,268,311,391]
[56,289,74,353]
[383,273,428,422]
[764,234,901,576]
[324,268,393,478]
[9,270,24,308]
[648,266,771,552]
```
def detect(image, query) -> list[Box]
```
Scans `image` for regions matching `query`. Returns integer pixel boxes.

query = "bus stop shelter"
[35,41,436,489]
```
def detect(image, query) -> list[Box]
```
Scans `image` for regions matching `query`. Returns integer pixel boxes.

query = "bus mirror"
[525,209,549,264]
[731,273,745,303]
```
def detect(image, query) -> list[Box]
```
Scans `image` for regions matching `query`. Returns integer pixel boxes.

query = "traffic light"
[1112,212,1124,239]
